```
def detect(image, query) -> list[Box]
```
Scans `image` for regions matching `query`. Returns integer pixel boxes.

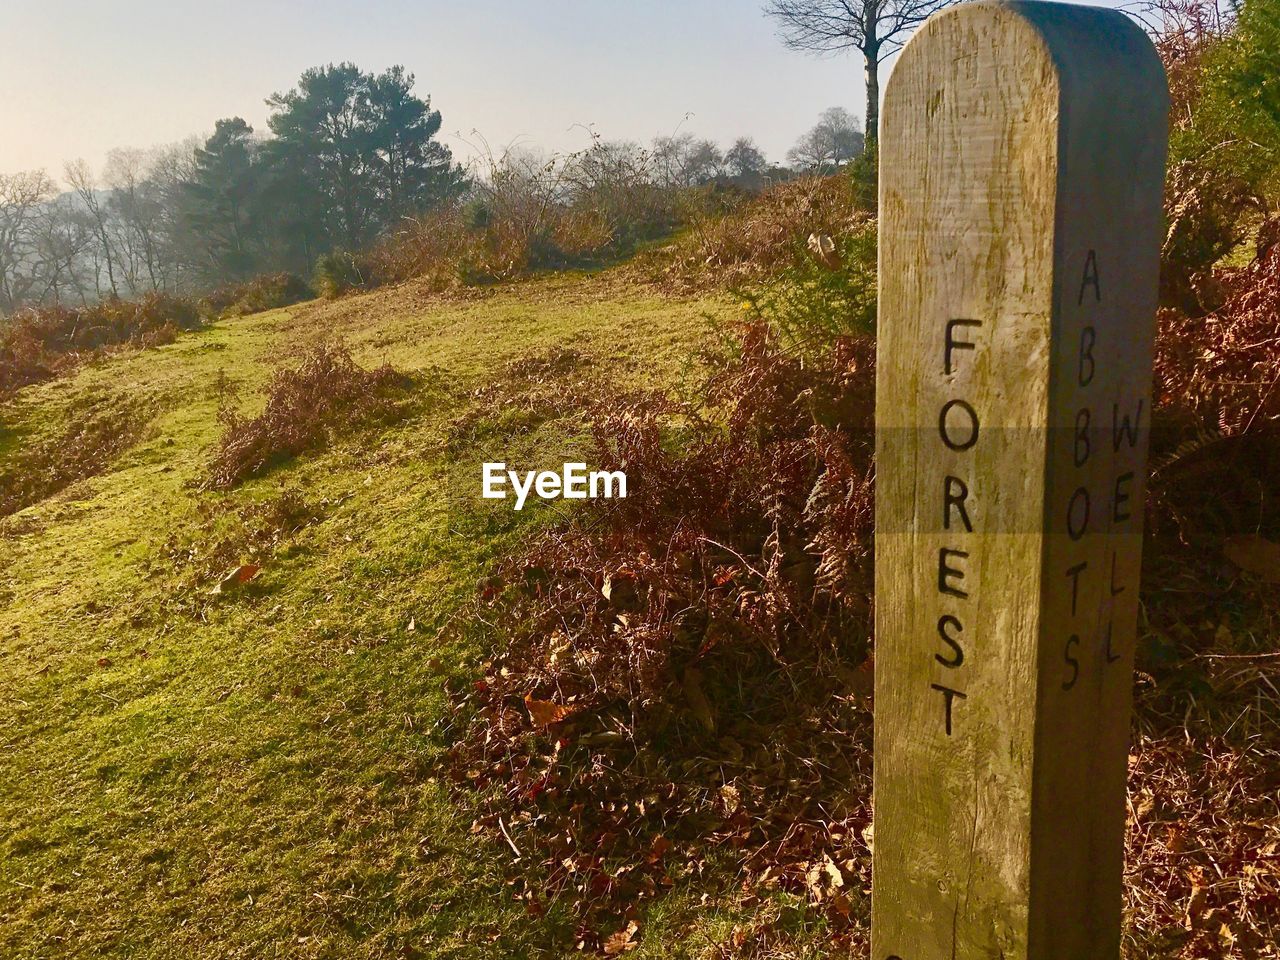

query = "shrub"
[559,141,686,252]
[0,273,317,400]
[742,217,878,350]
[312,251,371,299]
[1,294,203,398]
[205,341,410,488]
[200,272,313,318]
[1159,158,1263,313]
[658,174,865,292]
[363,205,484,290]
[1147,0,1280,312]
[445,321,878,942]
[847,144,879,213]
[334,141,701,298]
[1150,228,1280,542]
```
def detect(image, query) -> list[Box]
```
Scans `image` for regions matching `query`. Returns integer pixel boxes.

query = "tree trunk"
[864,40,882,146]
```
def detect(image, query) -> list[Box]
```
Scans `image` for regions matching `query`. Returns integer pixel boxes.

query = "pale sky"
[1,0,1126,179]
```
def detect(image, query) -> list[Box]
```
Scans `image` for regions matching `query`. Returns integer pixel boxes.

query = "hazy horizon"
[2,0,1128,179]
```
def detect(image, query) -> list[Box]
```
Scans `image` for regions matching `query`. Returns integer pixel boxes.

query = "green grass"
[0,273,753,958]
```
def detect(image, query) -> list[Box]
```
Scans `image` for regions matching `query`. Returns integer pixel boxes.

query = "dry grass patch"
[1,293,201,399]
[205,341,411,489]
[0,395,152,518]
[655,175,869,293]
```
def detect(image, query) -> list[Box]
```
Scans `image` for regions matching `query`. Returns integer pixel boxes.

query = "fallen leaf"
[807,232,842,270]
[523,694,579,729]
[212,563,262,594]
[602,570,640,609]
[233,563,261,582]
[720,783,741,816]
[805,860,825,902]
[823,854,845,889]
[646,835,671,863]
[603,920,639,955]
[1218,921,1236,947]
[1223,535,1280,582]
[829,890,853,918]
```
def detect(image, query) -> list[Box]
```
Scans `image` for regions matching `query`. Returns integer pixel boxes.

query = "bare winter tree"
[145,139,202,292]
[651,134,724,187]
[105,148,173,294]
[65,159,120,299]
[787,107,866,171]
[31,196,95,306]
[764,0,962,145]
[0,170,56,314]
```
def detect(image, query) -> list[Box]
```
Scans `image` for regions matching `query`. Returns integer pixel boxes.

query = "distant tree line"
[647,107,863,187]
[0,64,465,314]
[0,52,864,315]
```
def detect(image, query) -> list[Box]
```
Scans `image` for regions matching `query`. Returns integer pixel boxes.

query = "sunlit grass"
[0,273,735,958]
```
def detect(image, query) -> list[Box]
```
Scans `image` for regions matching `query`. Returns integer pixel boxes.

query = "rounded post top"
[887,0,1168,119]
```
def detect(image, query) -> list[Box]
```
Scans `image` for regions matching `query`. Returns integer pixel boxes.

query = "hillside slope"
[0,273,741,959]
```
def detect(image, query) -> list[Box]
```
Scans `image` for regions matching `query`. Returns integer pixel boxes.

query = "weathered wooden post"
[872,3,1168,958]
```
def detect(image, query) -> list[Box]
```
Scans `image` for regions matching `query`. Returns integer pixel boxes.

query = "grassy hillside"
[0,273,751,958]
[4,219,1277,959]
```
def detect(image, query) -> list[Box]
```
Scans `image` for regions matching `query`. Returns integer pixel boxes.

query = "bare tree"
[30,196,95,306]
[651,134,724,187]
[787,106,866,171]
[764,0,961,144]
[65,159,120,298]
[105,148,169,293]
[0,170,56,314]
[0,142,203,311]
[147,138,201,291]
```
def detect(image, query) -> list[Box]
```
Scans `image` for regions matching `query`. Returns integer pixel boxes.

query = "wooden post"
[872,3,1168,959]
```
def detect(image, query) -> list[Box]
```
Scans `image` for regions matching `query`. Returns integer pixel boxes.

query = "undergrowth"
[442,321,878,951]
[739,219,878,351]
[1151,234,1280,544]
[0,294,201,399]
[205,342,412,489]
[199,272,313,319]
[1,272,314,403]
[655,175,865,294]
[312,140,709,298]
